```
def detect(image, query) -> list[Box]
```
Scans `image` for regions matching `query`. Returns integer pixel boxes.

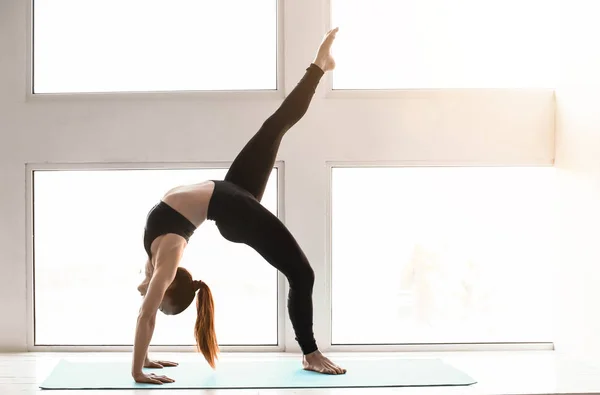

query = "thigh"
[224,131,281,202]
[217,197,310,276]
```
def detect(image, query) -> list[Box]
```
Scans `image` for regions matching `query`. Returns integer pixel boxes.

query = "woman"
[132,28,345,385]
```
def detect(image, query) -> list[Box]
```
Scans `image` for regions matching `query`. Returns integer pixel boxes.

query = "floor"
[2,351,600,395]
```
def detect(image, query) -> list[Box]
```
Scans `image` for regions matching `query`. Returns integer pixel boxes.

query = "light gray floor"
[2,351,600,395]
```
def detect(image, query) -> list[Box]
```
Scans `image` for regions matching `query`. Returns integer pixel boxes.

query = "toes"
[324,363,338,375]
[304,360,345,375]
[326,361,345,375]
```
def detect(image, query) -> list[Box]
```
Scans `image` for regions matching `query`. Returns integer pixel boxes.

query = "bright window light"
[33,168,278,346]
[331,0,559,89]
[33,0,278,93]
[331,167,558,344]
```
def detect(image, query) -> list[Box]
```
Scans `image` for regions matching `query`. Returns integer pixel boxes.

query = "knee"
[289,264,315,291]
[303,265,315,287]
[263,113,290,132]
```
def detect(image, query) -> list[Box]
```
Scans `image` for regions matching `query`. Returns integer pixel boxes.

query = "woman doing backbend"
[133,28,345,385]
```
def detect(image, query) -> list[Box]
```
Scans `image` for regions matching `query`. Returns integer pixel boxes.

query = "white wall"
[555,0,600,361]
[0,0,555,351]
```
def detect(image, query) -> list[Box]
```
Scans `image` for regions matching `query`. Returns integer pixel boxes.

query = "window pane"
[331,167,557,344]
[331,0,559,89]
[33,0,277,93]
[34,168,278,346]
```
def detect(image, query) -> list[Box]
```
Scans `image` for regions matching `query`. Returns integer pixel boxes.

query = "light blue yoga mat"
[40,358,476,390]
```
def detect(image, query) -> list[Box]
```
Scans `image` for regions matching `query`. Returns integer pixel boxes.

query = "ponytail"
[194,280,219,369]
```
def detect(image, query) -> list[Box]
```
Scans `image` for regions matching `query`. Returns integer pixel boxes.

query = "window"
[33,168,279,346]
[33,0,278,94]
[331,166,557,345]
[330,0,559,89]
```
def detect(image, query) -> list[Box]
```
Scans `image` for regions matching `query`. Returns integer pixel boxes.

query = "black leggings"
[207,64,324,355]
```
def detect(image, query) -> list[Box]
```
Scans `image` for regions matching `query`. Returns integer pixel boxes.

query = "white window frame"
[15,0,556,354]
[25,0,286,100]
[24,162,556,353]
[321,0,557,98]
[25,161,287,352]
[323,161,555,352]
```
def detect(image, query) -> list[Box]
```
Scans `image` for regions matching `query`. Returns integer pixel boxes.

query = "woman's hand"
[144,357,179,369]
[132,371,175,385]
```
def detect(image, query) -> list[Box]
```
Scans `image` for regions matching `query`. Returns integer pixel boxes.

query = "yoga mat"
[40,358,476,390]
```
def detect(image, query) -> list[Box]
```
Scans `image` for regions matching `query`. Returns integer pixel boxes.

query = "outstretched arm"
[131,238,184,384]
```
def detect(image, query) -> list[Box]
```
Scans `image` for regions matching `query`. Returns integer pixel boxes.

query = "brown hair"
[163,268,219,368]
[193,279,219,369]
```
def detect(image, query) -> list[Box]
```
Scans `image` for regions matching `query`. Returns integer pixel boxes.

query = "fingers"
[139,375,163,385]
[157,360,179,367]
[134,374,175,385]
[148,373,175,384]
[145,360,178,368]
[147,379,163,385]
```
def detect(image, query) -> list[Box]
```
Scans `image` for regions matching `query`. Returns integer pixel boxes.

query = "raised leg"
[224,28,339,202]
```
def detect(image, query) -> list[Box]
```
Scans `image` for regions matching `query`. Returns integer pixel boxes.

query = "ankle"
[304,349,321,359]
[312,59,327,72]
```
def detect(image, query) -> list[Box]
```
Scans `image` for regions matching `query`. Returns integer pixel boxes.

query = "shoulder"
[150,234,187,262]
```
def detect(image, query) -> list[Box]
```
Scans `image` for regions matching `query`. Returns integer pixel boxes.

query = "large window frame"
[25,162,287,352]
[26,0,286,99]
[322,0,558,97]
[26,162,555,352]
[324,162,555,352]
[16,0,556,353]
[25,0,559,100]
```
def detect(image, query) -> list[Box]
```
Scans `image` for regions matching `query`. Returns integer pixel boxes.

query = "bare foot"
[313,27,339,72]
[302,350,346,375]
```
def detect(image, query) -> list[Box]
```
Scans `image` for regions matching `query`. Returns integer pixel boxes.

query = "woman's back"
[162,180,216,228]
